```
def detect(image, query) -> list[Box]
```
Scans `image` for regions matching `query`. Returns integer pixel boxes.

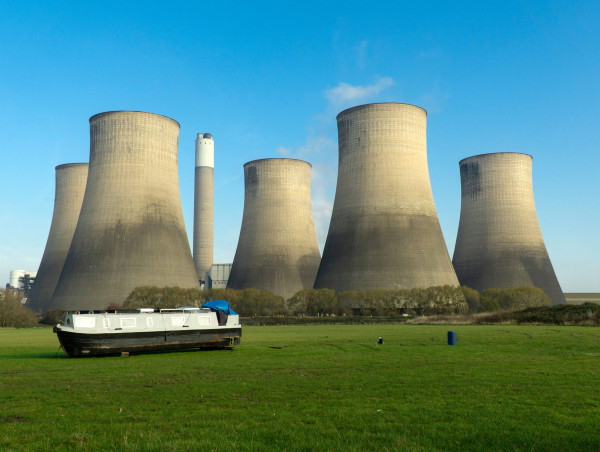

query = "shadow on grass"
[3,346,237,360]
[3,351,69,360]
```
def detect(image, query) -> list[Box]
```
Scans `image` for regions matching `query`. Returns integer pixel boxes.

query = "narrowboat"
[53,300,241,357]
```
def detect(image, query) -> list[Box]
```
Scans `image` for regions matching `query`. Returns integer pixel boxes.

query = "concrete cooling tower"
[314,103,459,291]
[50,111,200,311]
[193,133,214,283]
[452,152,565,304]
[27,163,88,313]
[227,158,321,299]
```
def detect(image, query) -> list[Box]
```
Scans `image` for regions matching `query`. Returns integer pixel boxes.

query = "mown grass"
[1,325,599,451]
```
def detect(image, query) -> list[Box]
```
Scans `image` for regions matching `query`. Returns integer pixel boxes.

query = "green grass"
[1,325,599,451]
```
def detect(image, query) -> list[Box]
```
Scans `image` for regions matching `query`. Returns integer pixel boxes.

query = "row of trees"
[123,285,551,317]
[123,287,287,316]
[0,284,553,327]
[123,285,471,316]
[462,286,552,312]
[289,286,469,316]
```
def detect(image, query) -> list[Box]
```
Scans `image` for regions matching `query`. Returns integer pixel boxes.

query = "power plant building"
[205,263,232,289]
[50,111,200,311]
[314,103,459,291]
[227,158,321,299]
[452,152,566,304]
[193,133,214,283]
[8,270,37,294]
[27,163,88,313]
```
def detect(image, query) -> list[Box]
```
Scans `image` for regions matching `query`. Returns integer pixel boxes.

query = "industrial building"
[193,133,214,284]
[205,264,232,289]
[27,163,88,313]
[452,152,566,304]
[7,270,36,295]
[227,158,321,299]
[314,103,460,292]
[49,111,200,311]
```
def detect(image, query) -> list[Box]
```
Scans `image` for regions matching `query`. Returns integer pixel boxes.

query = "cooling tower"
[27,163,88,313]
[193,133,214,283]
[227,158,321,299]
[314,103,459,291]
[452,152,565,304]
[50,111,200,311]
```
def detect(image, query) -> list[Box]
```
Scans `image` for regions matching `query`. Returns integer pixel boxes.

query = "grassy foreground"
[1,325,599,451]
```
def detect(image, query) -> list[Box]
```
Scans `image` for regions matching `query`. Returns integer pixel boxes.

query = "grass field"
[1,325,599,451]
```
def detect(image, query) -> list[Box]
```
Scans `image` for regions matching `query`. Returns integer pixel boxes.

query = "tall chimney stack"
[193,133,214,284]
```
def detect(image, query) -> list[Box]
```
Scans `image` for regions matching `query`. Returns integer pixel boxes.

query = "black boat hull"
[54,327,242,357]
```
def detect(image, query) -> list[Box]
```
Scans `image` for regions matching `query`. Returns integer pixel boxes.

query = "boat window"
[103,318,110,328]
[171,316,186,327]
[74,316,95,328]
[121,318,136,328]
[198,316,211,325]
[147,317,153,327]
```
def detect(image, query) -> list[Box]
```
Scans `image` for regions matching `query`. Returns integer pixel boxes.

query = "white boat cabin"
[60,307,240,334]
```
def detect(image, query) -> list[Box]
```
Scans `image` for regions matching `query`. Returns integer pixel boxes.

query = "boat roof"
[64,307,208,315]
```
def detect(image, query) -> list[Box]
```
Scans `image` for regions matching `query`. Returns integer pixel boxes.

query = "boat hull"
[54,326,242,357]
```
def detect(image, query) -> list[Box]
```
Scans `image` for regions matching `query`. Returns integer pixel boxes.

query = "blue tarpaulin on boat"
[201,300,238,315]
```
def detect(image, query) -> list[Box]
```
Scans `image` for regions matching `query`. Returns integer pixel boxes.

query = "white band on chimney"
[195,133,214,168]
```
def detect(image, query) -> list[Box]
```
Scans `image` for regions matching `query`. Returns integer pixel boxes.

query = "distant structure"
[564,293,600,305]
[452,152,566,304]
[27,163,88,313]
[227,158,321,299]
[8,270,37,295]
[193,133,214,284]
[50,111,200,311]
[205,263,232,289]
[314,103,459,291]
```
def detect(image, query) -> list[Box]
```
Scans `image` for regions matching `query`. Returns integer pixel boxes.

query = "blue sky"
[1,0,598,291]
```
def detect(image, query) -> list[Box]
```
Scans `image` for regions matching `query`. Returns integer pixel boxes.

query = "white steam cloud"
[274,146,292,157]
[325,77,394,107]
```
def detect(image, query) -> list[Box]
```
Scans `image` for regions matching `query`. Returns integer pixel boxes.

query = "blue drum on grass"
[447,331,457,345]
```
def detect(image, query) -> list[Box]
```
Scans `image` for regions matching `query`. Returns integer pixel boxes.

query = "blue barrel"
[447,331,457,345]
